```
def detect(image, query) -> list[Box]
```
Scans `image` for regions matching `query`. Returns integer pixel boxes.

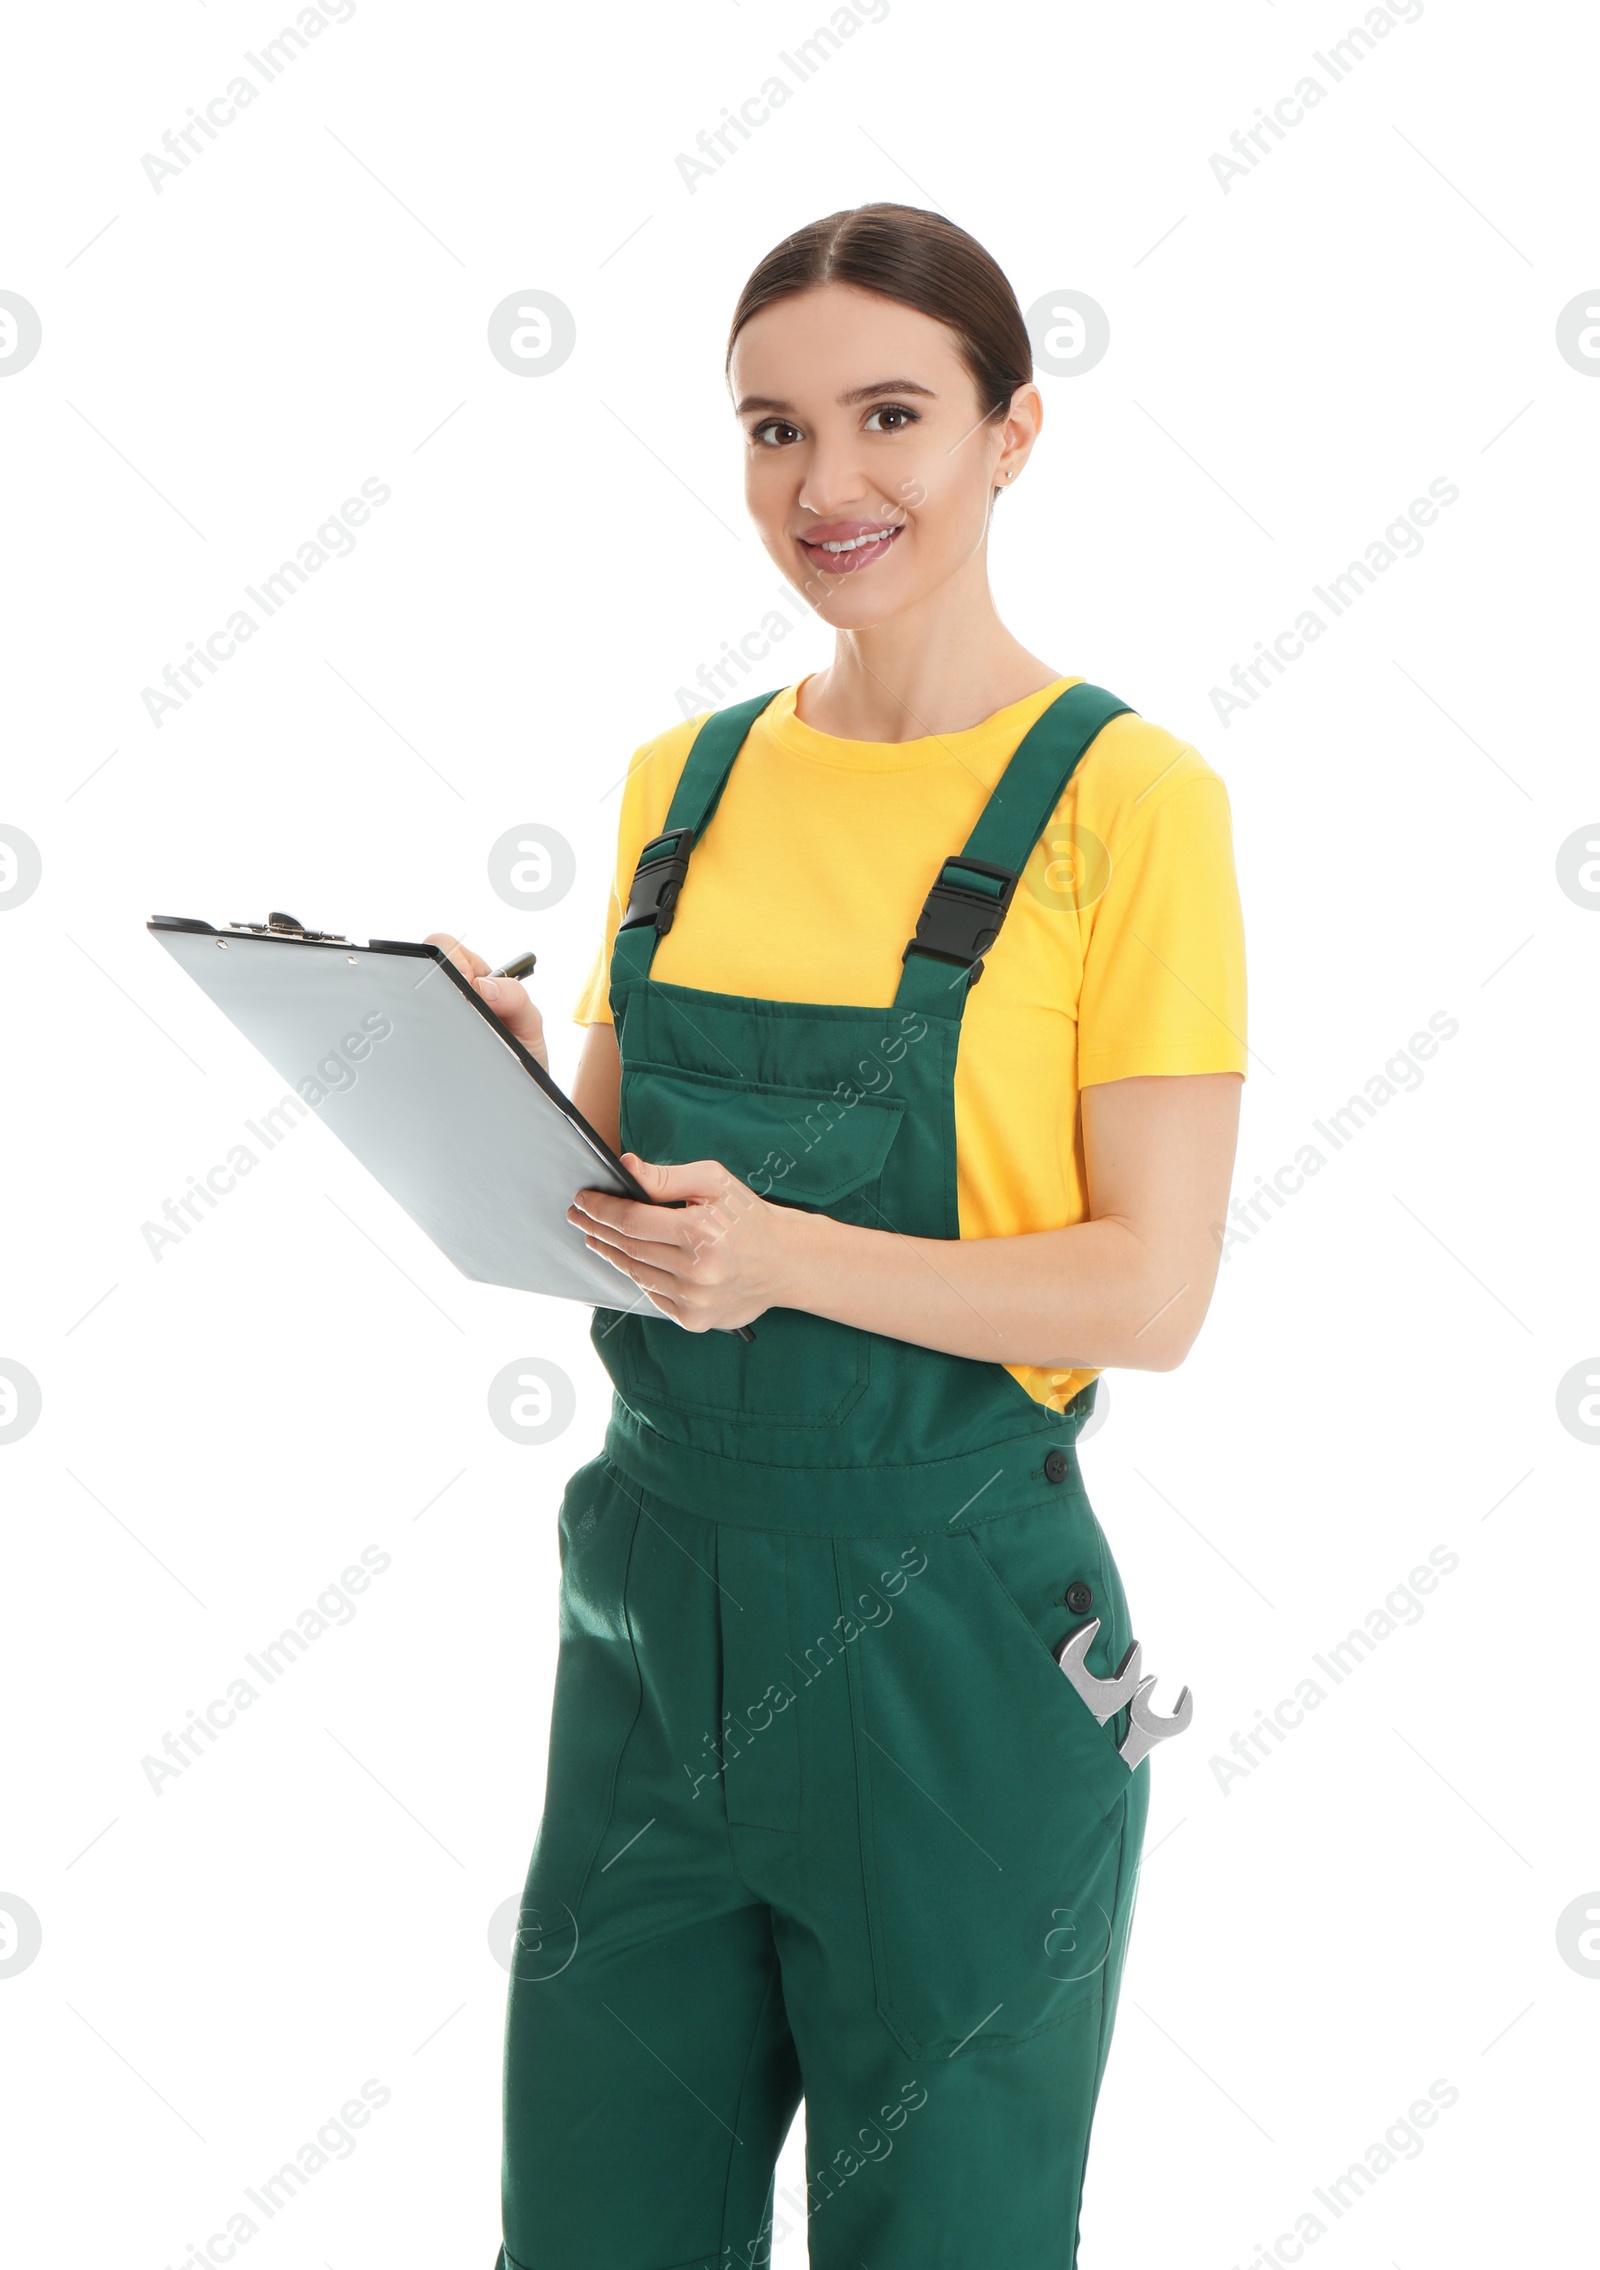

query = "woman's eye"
[864,403,919,433]
[751,419,801,448]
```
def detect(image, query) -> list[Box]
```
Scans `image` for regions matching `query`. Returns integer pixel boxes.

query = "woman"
[442,203,1246,2270]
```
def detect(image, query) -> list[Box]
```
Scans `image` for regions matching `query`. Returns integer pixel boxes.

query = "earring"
[1006,471,1014,480]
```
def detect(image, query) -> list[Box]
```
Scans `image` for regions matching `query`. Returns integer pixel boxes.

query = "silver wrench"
[1116,1674,1194,1769]
[1054,1617,1192,1770]
[1054,1620,1143,1721]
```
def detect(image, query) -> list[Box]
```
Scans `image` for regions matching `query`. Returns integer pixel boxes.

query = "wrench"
[1053,1618,1143,1722]
[1054,1617,1192,1770]
[1116,1674,1194,1770]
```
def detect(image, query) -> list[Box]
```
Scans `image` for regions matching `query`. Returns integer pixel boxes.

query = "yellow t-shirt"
[574,674,1247,1412]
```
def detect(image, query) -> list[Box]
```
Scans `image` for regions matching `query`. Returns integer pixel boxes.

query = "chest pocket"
[601,1060,906,1431]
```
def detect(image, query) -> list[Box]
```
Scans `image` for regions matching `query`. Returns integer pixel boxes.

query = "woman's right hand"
[425,932,549,1073]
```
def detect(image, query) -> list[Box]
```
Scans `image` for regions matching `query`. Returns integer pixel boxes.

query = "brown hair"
[725,203,1032,436]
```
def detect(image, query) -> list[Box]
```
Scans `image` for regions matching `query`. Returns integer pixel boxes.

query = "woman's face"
[729,281,1038,626]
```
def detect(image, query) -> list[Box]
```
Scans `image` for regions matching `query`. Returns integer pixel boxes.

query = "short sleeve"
[1076,770,1247,1086]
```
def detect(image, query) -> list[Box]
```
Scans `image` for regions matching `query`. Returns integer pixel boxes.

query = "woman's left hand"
[568,1155,805,1331]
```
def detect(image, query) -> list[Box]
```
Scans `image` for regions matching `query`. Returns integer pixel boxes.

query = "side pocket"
[517,1456,643,1948]
[963,1507,1136,1819]
[844,1520,1135,2061]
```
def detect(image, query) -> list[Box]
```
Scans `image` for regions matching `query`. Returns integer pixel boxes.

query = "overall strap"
[611,687,784,982]
[893,681,1134,1018]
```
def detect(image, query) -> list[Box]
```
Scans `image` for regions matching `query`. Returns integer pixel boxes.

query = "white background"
[1,2,1595,2265]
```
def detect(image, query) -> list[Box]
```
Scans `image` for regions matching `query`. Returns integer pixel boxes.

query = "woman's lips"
[796,523,904,575]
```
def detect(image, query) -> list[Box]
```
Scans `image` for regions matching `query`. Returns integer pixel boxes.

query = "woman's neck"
[794,573,1064,742]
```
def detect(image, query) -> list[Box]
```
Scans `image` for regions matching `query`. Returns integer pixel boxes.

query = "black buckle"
[620,826,696,935]
[900,856,1019,986]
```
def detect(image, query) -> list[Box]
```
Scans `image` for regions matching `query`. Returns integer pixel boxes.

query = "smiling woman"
[451,202,1249,2270]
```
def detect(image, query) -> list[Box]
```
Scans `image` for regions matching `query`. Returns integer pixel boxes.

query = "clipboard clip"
[225,911,353,944]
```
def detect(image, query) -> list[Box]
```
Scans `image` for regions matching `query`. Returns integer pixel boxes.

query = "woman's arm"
[569,1020,622,1153]
[570,1068,1243,1373]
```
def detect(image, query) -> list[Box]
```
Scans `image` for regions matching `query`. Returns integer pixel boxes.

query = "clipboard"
[146,914,755,1336]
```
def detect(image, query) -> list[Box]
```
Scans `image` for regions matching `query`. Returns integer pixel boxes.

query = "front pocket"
[604,1062,907,1429]
[620,1059,905,1220]
[844,1508,1139,2061]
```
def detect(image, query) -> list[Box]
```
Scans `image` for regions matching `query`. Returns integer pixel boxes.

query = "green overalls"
[498,682,1151,2270]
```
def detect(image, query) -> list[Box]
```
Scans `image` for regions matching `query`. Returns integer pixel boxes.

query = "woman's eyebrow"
[734,377,939,416]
